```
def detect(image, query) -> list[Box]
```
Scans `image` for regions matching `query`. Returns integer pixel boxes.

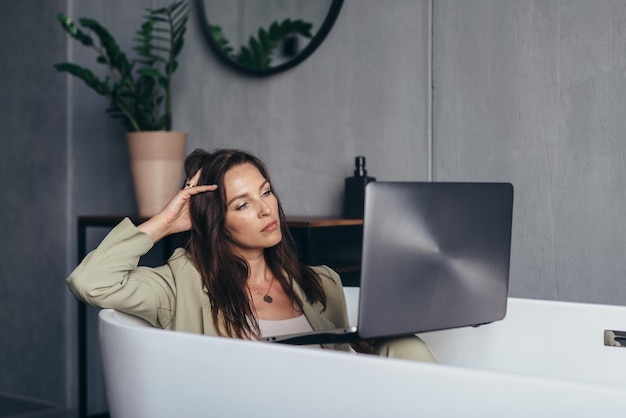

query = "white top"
[258,314,321,349]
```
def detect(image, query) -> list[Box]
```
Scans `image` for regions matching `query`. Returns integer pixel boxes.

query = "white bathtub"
[99,288,626,417]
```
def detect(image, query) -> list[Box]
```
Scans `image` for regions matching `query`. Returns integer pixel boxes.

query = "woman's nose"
[258,200,271,216]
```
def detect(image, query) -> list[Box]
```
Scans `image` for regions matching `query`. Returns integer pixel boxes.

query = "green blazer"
[67,218,351,351]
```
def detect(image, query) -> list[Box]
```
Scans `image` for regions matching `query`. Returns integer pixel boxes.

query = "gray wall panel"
[0,0,68,405]
[433,0,626,305]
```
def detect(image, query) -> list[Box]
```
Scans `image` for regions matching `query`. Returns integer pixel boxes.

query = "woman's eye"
[262,189,271,197]
[236,202,248,211]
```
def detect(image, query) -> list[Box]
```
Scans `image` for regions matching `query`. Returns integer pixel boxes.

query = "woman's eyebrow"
[227,180,269,206]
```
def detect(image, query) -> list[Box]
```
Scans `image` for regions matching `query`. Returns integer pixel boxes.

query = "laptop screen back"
[357,182,514,339]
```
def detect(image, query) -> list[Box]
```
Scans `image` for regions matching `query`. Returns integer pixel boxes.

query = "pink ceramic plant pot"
[127,131,188,217]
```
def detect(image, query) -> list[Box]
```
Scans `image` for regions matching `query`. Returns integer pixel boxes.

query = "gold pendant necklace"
[248,276,275,303]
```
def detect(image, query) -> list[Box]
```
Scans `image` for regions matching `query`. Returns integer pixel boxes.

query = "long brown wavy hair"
[185,148,327,339]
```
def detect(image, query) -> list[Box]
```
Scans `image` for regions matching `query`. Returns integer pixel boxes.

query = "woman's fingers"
[185,169,204,189]
[190,169,203,183]
[162,183,217,226]
[139,177,217,241]
[186,184,218,194]
[183,167,217,195]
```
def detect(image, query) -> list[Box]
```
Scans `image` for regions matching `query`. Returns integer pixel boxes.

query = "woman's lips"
[262,220,278,232]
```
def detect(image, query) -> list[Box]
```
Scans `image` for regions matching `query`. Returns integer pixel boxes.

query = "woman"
[68,148,436,360]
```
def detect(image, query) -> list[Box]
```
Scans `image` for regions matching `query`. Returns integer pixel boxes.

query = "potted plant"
[55,0,189,216]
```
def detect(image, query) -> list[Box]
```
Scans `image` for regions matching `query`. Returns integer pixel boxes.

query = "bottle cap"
[354,156,367,176]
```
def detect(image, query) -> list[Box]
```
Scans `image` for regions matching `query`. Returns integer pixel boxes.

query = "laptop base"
[264,326,360,345]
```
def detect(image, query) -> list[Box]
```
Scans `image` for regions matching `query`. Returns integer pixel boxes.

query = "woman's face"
[223,163,282,256]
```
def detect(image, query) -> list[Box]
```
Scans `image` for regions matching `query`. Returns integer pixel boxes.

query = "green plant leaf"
[220,17,315,70]
[54,1,189,132]
[54,62,110,95]
[76,18,132,79]
[57,13,94,47]
[210,25,234,57]
[258,28,272,51]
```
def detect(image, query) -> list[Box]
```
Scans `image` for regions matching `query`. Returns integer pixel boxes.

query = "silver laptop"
[265,181,514,345]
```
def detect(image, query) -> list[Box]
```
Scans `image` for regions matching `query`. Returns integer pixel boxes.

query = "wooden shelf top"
[285,216,363,227]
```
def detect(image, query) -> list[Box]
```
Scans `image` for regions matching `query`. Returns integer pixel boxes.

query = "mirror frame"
[196,0,344,76]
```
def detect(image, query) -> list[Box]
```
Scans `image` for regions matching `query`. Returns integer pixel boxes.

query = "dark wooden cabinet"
[286,217,363,287]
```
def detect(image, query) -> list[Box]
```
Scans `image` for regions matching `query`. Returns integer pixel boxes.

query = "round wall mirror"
[197,0,344,76]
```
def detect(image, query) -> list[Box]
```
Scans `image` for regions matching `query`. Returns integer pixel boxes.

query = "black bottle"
[343,156,376,219]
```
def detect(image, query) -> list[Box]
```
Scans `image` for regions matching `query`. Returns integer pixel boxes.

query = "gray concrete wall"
[2,0,626,410]
[179,0,432,215]
[433,0,626,305]
[0,0,69,406]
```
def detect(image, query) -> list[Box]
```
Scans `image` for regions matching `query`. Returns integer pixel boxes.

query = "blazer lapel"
[292,281,338,350]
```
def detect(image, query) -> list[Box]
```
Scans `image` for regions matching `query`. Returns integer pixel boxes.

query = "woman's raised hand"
[137,170,217,243]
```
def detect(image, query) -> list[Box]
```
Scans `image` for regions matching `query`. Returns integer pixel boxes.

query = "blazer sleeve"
[66,217,177,328]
